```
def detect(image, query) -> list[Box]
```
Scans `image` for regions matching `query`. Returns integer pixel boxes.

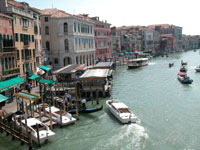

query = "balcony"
[23,41,30,48]
[2,67,20,77]
[25,56,32,61]
[96,35,108,38]
[2,47,17,54]
[22,25,28,30]
[7,7,33,19]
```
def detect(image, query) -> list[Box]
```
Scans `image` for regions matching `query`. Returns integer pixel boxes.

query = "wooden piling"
[96,89,99,104]
[28,131,32,150]
[49,105,53,130]
[75,83,79,120]
[36,123,41,147]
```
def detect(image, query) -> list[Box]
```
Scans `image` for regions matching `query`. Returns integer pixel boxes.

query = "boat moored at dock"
[14,115,55,144]
[106,99,138,124]
[127,58,148,69]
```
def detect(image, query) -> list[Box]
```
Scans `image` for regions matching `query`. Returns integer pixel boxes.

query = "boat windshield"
[31,124,46,131]
[118,108,130,113]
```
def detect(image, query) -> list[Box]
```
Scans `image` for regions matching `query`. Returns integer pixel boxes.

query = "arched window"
[80,55,82,64]
[46,41,50,51]
[45,26,49,35]
[64,23,68,33]
[64,39,69,52]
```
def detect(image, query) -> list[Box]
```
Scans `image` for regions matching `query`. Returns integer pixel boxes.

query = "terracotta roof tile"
[41,8,72,18]
[8,0,24,7]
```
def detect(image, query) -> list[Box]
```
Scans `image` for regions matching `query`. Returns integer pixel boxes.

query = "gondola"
[68,105,103,114]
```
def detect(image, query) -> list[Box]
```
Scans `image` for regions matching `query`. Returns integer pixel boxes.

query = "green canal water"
[1,50,200,150]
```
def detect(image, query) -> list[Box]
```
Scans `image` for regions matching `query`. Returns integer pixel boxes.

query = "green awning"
[0,94,9,103]
[39,79,56,85]
[28,74,40,80]
[0,77,25,93]
[124,34,128,38]
[40,65,51,72]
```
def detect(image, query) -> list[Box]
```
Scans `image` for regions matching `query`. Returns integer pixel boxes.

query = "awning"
[14,92,40,101]
[28,74,40,80]
[0,77,25,93]
[39,79,56,85]
[40,65,51,72]
[120,53,124,56]
[0,94,9,103]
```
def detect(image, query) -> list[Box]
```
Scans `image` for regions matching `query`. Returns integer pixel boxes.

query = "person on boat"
[81,99,86,109]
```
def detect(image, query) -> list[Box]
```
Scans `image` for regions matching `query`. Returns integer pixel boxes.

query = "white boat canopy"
[80,69,109,79]
[112,102,128,109]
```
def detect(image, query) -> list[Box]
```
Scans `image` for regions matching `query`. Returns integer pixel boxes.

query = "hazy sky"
[17,0,200,35]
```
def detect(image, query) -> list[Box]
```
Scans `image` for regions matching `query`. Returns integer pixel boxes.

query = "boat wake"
[92,124,148,150]
[149,62,156,66]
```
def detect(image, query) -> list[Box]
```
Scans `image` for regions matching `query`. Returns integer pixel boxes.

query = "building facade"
[0,0,38,78]
[0,13,18,81]
[41,9,95,70]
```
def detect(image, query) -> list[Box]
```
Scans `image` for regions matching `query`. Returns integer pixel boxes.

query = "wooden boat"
[106,99,138,124]
[181,61,187,66]
[38,104,76,126]
[68,105,103,114]
[169,63,174,67]
[177,72,193,84]
[127,58,148,69]
[195,66,200,72]
[180,65,187,72]
[14,115,55,144]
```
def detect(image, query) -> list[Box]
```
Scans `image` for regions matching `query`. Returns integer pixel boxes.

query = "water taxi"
[14,115,55,144]
[177,72,193,84]
[127,58,148,69]
[106,99,138,124]
[195,66,200,72]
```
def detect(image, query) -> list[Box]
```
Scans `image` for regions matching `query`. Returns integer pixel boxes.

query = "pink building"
[0,13,18,81]
[91,17,111,61]
[77,14,111,61]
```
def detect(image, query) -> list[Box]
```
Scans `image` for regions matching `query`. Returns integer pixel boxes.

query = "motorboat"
[177,72,193,84]
[14,114,55,144]
[180,65,187,72]
[127,58,148,69]
[106,99,138,124]
[195,66,200,72]
[39,104,76,126]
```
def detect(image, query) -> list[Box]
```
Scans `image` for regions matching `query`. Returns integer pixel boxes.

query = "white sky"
[20,0,200,35]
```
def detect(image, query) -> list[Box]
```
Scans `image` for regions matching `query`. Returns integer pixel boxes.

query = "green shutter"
[15,33,18,42]
[32,35,34,42]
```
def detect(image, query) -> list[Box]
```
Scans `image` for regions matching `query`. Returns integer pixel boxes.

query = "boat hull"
[128,64,148,69]
[69,105,103,114]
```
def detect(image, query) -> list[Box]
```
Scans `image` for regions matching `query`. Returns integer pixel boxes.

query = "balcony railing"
[3,67,20,76]
[7,7,33,19]
[2,47,17,54]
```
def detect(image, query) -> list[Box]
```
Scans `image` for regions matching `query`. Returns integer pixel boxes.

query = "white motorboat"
[14,115,55,144]
[195,66,200,72]
[127,58,148,69]
[39,104,76,126]
[177,72,193,84]
[106,99,138,124]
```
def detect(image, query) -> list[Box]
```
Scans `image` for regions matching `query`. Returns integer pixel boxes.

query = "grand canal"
[1,50,200,150]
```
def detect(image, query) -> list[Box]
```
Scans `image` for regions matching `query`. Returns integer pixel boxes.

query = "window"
[64,39,69,52]
[45,17,48,22]
[9,19,12,27]
[78,23,80,32]
[32,35,34,42]
[54,58,58,64]
[15,33,18,42]
[14,16,16,24]
[20,34,24,42]
[19,18,22,26]
[64,23,68,33]
[33,49,35,57]
[45,26,49,35]
[46,41,50,51]
[17,50,19,60]
[74,23,76,32]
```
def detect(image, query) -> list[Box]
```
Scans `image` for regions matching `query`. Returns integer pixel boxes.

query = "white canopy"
[112,102,128,109]
[80,69,109,79]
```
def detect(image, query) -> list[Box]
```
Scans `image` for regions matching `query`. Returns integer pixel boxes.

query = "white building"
[41,9,95,70]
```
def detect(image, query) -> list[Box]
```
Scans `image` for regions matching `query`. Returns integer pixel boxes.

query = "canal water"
[1,50,200,150]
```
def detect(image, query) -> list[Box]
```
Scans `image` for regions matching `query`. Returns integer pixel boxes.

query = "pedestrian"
[27,83,31,93]
[81,99,86,109]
